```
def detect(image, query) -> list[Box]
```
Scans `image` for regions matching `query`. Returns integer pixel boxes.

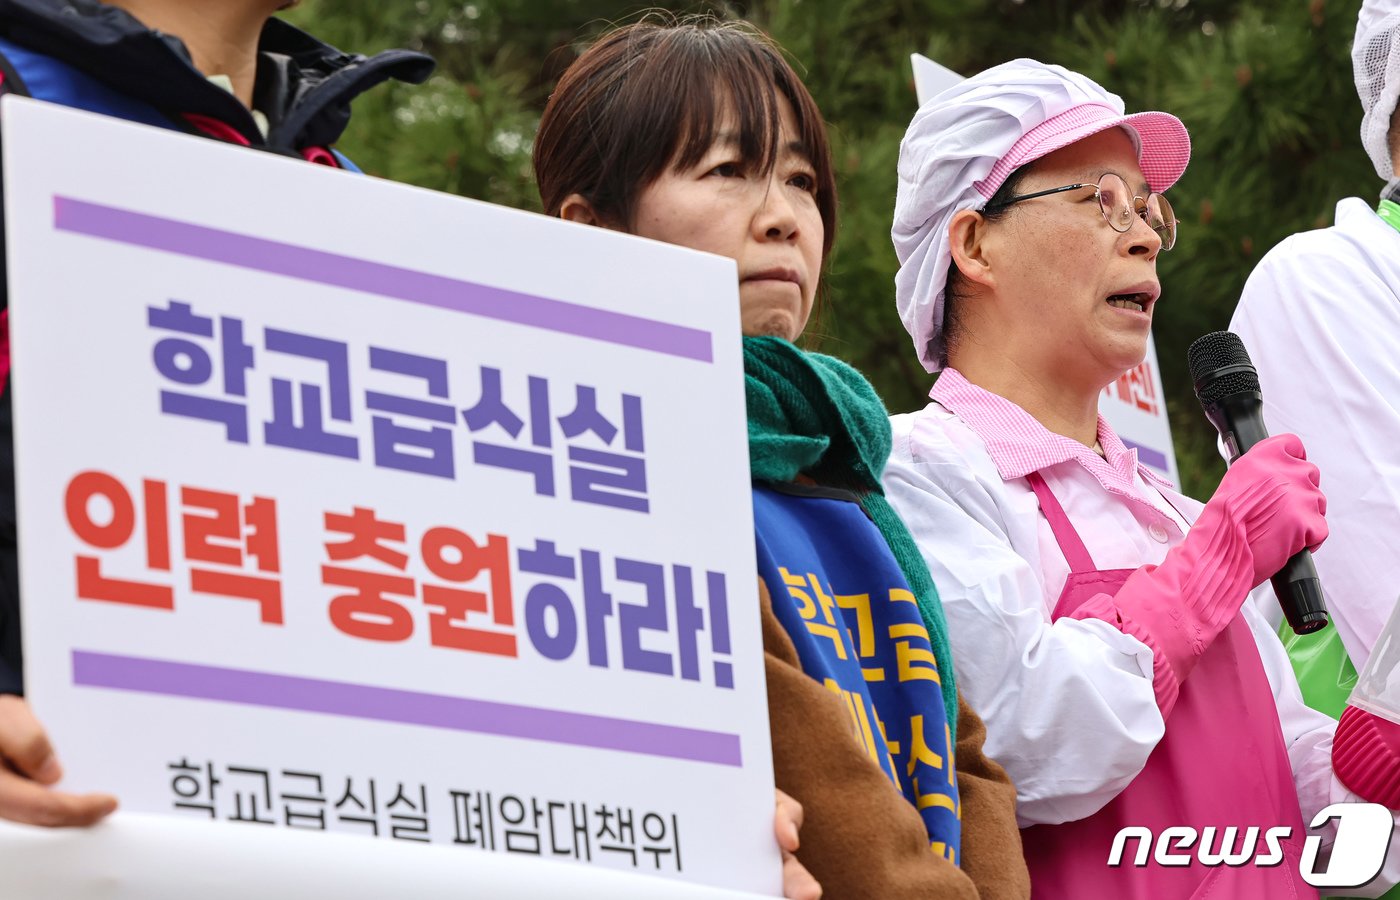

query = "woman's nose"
[1124,210,1163,257]
[754,180,799,241]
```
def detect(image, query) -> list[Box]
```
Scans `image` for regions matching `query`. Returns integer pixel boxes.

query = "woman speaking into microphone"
[882,59,1395,897]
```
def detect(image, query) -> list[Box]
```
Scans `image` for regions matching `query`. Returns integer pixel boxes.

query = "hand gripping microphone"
[1187,330,1329,635]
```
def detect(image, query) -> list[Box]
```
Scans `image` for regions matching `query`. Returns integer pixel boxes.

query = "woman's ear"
[559,193,605,227]
[948,208,996,291]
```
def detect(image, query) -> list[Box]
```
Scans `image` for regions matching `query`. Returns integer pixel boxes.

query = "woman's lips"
[743,267,802,287]
[1104,282,1160,315]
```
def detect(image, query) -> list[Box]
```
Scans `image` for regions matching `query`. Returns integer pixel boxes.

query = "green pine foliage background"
[285,0,1376,500]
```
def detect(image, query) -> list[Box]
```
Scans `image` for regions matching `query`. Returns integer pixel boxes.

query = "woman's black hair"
[534,15,835,261]
[534,15,837,344]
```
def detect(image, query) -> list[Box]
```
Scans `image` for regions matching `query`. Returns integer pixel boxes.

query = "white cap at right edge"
[1356,0,1400,179]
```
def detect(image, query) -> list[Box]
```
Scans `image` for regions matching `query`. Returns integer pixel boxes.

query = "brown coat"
[760,579,1030,899]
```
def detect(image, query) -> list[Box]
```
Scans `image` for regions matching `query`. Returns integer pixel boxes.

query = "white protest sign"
[1098,339,1182,488]
[911,53,1183,488]
[4,95,779,895]
[909,53,964,104]
[0,813,769,899]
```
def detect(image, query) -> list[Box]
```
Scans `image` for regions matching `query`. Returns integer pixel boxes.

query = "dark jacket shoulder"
[0,0,433,151]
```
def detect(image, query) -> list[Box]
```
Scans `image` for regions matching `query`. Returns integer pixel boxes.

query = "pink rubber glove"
[1334,706,1400,809]
[1071,434,1327,717]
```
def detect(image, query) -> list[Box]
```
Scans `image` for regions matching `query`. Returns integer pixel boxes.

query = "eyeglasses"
[985,172,1177,251]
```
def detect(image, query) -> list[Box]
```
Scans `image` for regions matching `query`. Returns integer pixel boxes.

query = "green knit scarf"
[744,336,959,740]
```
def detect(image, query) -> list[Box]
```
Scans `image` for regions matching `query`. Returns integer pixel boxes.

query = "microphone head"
[1188,330,1261,403]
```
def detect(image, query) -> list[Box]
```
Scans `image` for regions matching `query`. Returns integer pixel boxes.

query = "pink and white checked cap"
[893,59,1191,374]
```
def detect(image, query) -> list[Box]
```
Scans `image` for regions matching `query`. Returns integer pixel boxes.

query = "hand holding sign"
[0,695,116,827]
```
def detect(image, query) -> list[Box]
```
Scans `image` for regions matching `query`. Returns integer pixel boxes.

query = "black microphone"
[1187,330,1329,635]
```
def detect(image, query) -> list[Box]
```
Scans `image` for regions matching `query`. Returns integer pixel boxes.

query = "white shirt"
[883,370,1395,893]
[1232,197,1400,672]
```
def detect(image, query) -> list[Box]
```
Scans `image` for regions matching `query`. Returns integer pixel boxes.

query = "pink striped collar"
[930,367,1176,494]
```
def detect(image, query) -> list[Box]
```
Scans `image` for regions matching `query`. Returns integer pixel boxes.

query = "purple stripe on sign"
[53,197,713,363]
[72,650,742,767]
[1121,437,1170,472]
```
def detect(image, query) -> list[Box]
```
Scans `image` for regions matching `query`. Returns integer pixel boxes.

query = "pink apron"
[1019,472,1315,899]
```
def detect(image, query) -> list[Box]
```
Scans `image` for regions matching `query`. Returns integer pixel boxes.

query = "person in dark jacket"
[0,0,431,829]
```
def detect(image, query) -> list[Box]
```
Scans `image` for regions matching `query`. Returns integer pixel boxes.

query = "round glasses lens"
[1147,192,1176,250]
[1097,173,1135,232]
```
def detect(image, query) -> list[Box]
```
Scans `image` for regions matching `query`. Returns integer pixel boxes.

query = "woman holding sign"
[534,18,1028,900]
[0,0,432,832]
[882,59,1396,896]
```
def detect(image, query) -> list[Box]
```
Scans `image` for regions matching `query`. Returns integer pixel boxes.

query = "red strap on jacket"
[180,114,341,168]
[181,113,251,145]
[300,146,339,166]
